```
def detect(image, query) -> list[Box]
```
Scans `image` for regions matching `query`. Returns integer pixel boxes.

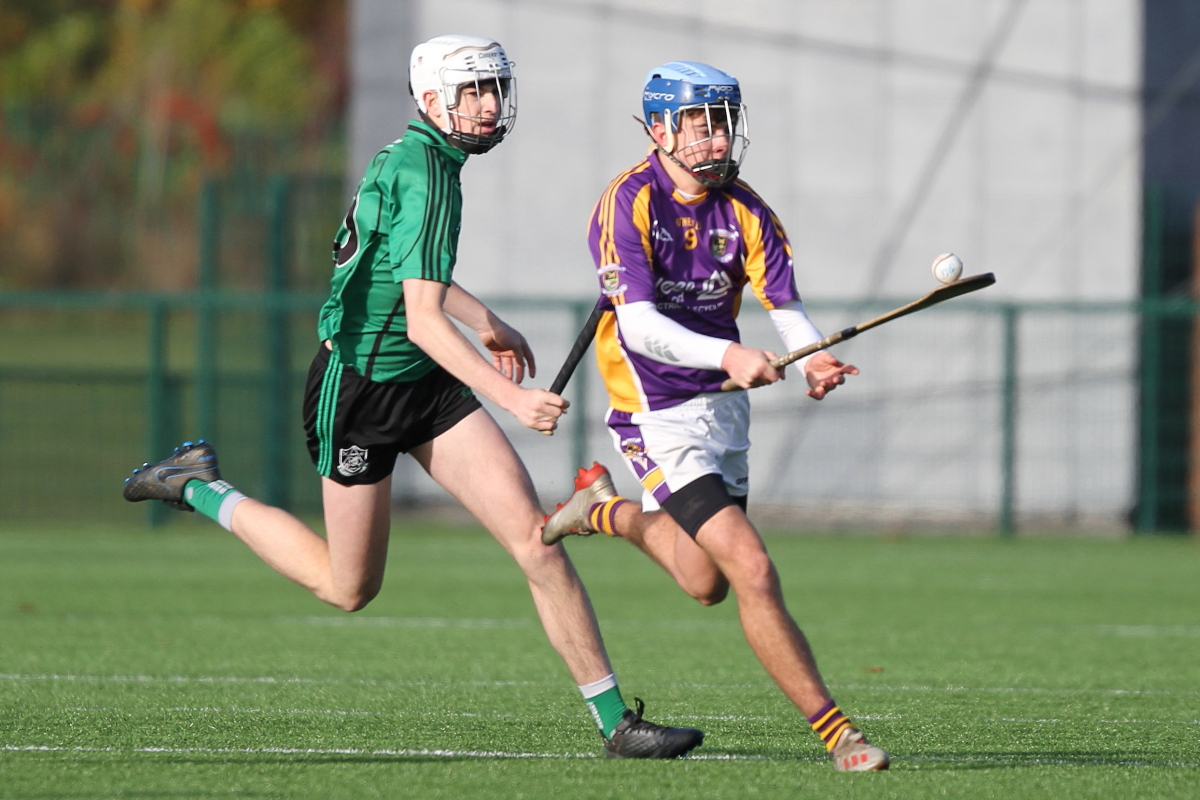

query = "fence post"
[196,179,219,442]
[570,301,590,473]
[1137,186,1166,533]
[999,304,1019,535]
[1139,299,1162,532]
[263,176,291,509]
[146,301,170,528]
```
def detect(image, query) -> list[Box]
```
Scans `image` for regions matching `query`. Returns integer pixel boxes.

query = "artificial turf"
[1,522,1198,799]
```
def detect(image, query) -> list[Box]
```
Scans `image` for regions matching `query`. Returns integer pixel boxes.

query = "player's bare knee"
[731,551,779,598]
[326,579,383,612]
[679,565,730,605]
[511,534,569,577]
[692,581,729,606]
[335,596,367,613]
[334,591,376,613]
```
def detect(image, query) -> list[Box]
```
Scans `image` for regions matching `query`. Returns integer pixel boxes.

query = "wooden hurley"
[719,272,997,392]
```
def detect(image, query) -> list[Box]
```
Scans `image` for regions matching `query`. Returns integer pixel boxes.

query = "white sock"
[577,673,619,699]
[216,489,247,531]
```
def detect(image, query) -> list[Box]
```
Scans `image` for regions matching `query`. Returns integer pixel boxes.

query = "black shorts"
[660,473,749,538]
[303,344,482,486]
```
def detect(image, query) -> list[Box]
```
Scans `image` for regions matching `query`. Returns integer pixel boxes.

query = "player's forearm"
[614,301,732,369]
[768,300,824,369]
[402,279,523,408]
[407,308,523,408]
[442,281,494,334]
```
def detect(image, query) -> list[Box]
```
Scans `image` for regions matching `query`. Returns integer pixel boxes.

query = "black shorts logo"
[337,445,369,477]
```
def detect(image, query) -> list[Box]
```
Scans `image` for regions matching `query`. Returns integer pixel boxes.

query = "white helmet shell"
[409,34,517,154]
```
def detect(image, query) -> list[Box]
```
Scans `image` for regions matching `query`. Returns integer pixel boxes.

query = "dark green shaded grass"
[1,524,1198,798]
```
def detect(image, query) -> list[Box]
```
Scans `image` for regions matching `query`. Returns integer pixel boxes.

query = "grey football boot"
[830,727,890,771]
[604,698,705,759]
[542,462,618,545]
[122,441,220,511]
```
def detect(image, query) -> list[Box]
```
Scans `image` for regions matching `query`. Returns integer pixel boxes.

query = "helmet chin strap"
[417,108,504,154]
[636,115,737,190]
[688,160,739,189]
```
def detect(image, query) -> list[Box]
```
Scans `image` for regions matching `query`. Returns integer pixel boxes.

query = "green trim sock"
[184,479,247,531]
[579,674,628,738]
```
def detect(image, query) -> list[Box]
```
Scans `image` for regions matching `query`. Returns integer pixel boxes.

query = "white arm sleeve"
[614,301,733,370]
[768,300,825,369]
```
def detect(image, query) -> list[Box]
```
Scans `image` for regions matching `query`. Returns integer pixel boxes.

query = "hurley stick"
[541,303,604,436]
[719,272,996,392]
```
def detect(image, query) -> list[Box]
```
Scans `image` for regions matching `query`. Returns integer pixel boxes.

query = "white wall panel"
[353,0,1142,528]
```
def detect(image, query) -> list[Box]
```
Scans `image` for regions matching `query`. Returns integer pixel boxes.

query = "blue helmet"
[642,61,741,128]
[641,61,749,189]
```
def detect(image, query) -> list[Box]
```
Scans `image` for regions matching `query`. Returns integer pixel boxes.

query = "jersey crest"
[599,264,628,297]
[708,228,739,264]
[337,445,369,477]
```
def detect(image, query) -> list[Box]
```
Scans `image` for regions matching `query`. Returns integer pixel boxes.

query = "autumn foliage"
[0,0,346,289]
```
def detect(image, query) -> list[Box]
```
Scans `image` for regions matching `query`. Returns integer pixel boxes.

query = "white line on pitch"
[654,715,774,722]
[2,745,1195,768]
[906,754,1200,769]
[1,745,596,759]
[1091,625,1200,638]
[66,707,381,717]
[829,683,1200,697]
[994,718,1200,726]
[0,744,771,762]
[62,706,515,719]
[0,673,322,686]
[3,673,1196,697]
[0,673,548,688]
[288,616,740,631]
[296,617,533,629]
[674,682,1200,697]
[47,708,1200,727]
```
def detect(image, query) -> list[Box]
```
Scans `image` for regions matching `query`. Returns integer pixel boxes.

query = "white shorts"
[605,391,750,512]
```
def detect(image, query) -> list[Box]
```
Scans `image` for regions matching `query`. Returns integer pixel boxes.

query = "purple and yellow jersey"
[587,153,801,412]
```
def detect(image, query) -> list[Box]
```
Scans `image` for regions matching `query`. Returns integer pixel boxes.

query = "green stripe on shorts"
[316,356,344,476]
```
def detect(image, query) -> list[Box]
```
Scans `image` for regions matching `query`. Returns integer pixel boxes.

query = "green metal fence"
[0,292,601,528]
[0,291,1179,533]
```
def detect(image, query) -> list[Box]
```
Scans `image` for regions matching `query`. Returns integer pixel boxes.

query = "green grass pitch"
[1,523,1198,799]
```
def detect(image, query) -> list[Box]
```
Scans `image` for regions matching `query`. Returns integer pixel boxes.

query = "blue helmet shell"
[642,61,741,128]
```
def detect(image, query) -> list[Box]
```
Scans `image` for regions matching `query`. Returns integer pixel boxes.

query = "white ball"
[931,252,963,284]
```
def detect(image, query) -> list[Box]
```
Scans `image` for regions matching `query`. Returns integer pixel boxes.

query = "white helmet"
[409,34,517,154]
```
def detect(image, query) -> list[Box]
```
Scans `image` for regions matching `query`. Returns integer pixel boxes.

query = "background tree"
[0,0,346,289]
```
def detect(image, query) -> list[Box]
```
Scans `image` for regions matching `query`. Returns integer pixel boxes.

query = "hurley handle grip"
[541,304,604,435]
[717,273,995,392]
[549,305,604,396]
[718,328,857,392]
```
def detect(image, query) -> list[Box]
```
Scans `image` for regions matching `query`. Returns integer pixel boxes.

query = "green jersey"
[318,120,468,383]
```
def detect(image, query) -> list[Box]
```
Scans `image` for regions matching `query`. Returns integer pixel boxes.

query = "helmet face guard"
[439,69,516,154]
[410,36,517,155]
[663,101,748,189]
[642,62,750,189]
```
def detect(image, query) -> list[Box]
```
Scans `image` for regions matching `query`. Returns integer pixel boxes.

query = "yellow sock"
[586,497,628,536]
[808,701,854,752]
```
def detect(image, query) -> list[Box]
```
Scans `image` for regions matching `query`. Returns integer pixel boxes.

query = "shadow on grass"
[900,749,1197,770]
[139,751,1200,770]
[9,748,1194,773]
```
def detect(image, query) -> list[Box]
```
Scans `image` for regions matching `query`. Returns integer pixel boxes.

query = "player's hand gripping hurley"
[718,272,996,392]
[540,274,995,421]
